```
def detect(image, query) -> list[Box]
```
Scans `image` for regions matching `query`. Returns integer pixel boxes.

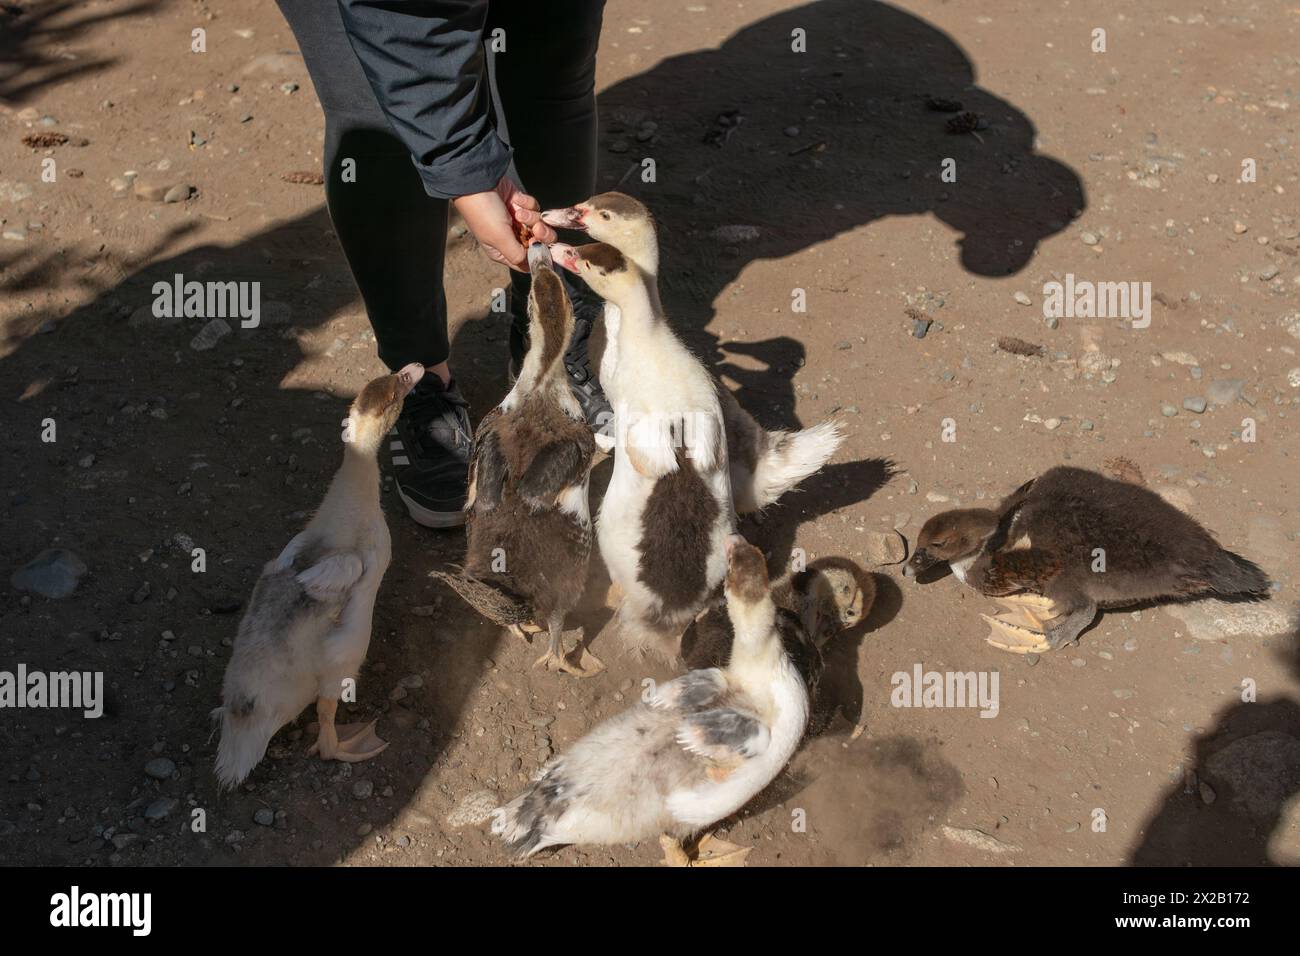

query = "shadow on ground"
[1,0,1081,864]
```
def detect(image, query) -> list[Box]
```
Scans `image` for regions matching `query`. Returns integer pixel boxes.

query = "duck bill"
[902,551,934,578]
[395,362,425,396]
[541,206,588,230]
[527,241,553,275]
[549,242,582,274]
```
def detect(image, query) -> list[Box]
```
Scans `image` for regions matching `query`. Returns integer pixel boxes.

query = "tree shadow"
[1128,632,1300,866]
[0,206,502,864]
[0,0,162,106]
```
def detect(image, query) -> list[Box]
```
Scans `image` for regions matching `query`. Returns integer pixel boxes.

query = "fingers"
[455,188,529,271]
[529,219,557,245]
[509,191,540,212]
[493,238,528,271]
[511,201,557,244]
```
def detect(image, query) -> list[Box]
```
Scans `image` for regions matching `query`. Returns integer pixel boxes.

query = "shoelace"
[402,383,472,455]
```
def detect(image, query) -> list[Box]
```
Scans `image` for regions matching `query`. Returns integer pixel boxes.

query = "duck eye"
[600,211,611,220]
[930,539,947,549]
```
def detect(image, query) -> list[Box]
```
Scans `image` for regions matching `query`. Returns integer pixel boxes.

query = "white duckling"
[544,192,843,514]
[432,243,601,677]
[212,364,423,789]
[492,535,810,866]
[554,241,735,661]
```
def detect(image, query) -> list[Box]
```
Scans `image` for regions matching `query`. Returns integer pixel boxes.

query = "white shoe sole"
[396,485,466,529]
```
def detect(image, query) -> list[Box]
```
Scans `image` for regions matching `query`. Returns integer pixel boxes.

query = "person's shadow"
[592,0,1083,411]
[1128,633,1300,865]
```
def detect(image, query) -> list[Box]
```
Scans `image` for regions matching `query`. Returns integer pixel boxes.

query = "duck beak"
[550,242,582,274]
[527,241,553,275]
[541,205,588,230]
[395,362,425,396]
[902,550,935,578]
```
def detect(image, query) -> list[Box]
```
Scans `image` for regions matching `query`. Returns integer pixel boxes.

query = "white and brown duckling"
[544,192,843,514]
[432,244,600,677]
[684,556,875,716]
[552,240,734,661]
[903,465,1272,654]
[213,364,423,789]
[492,535,810,866]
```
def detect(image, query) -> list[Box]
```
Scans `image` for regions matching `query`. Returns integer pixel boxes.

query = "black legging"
[275,0,605,371]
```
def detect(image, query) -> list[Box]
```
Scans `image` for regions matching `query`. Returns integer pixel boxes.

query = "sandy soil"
[2,0,1299,867]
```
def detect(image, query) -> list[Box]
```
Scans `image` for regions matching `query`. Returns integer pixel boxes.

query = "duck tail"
[492,763,570,857]
[740,418,844,513]
[212,701,277,791]
[430,568,532,628]
[722,383,843,513]
[1207,549,1271,596]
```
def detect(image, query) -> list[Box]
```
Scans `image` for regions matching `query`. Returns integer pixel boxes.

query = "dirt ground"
[3,0,1299,868]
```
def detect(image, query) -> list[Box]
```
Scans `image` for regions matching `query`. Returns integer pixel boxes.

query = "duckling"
[903,466,1272,653]
[491,535,809,866]
[213,364,423,789]
[432,243,600,677]
[553,241,734,661]
[684,556,875,715]
[544,192,843,514]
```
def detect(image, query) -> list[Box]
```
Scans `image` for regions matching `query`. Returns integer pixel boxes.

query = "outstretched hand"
[453,178,557,271]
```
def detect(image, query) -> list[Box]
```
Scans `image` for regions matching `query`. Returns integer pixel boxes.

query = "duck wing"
[649,669,772,767]
[625,407,724,479]
[647,668,728,711]
[971,548,1063,597]
[676,707,771,765]
[517,431,595,510]
[469,426,509,512]
[295,551,364,599]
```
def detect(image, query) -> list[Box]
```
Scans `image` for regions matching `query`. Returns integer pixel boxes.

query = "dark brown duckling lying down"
[903,465,1271,653]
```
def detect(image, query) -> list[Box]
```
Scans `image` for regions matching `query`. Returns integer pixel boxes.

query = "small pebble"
[143,757,175,780]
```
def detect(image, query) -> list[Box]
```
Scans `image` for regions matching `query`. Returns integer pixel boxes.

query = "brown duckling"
[904,466,1271,653]
[432,244,601,677]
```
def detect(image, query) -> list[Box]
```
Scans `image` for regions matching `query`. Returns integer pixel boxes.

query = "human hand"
[452,178,557,271]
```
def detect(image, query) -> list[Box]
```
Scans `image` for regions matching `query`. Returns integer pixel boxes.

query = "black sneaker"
[565,321,615,453]
[508,274,615,451]
[389,375,474,528]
